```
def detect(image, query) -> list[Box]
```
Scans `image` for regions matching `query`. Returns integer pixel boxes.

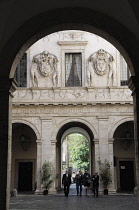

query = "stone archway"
[12,119,41,141]
[1,2,139,209]
[55,121,94,190]
[108,117,134,140]
[12,122,38,192]
[113,120,135,192]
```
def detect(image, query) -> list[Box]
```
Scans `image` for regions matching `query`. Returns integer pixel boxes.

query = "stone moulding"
[12,87,132,103]
[58,41,88,46]
[12,104,133,116]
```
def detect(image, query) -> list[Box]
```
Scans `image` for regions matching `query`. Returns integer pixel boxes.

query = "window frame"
[65,53,82,87]
[58,41,87,88]
[120,55,130,86]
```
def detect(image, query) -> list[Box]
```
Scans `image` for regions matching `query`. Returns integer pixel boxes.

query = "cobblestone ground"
[10,185,139,210]
[10,194,139,210]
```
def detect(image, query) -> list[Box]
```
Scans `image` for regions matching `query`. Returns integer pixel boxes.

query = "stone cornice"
[58,41,88,46]
[12,101,133,106]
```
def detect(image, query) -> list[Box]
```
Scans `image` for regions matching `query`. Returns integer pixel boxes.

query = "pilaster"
[93,139,99,173]
[97,116,109,161]
[108,138,116,193]
[129,76,139,200]
[35,140,43,194]
[0,78,13,210]
[41,118,56,192]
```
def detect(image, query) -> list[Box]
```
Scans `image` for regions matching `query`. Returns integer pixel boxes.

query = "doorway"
[18,162,33,191]
[119,161,135,192]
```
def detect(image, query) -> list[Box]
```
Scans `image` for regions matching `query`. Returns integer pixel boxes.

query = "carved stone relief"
[94,89,111,99]
[13,90,33,100]
[13,87,132,102]
[62,32,85,41]
[30,51,60,87]
[87,49,117,87]
[115,89,132,99]
[58,90,86,100]
[39,90,54,99]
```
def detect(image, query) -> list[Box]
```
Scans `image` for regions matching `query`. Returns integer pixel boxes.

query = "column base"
[99,189,116,194]
[134,186,139,202]
[35,190,44,195]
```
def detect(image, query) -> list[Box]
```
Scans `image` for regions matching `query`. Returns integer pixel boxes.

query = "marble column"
[0,78,13,210]
[129,76,139,201]
[35,139,43,194]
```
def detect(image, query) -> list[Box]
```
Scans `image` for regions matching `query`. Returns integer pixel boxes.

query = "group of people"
[62,169,99,197]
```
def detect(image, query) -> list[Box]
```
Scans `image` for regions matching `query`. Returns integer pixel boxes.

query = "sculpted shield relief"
[95,49,109,76]
[39,52,56,77]
[30,51,59,87]
[87,49,117,87]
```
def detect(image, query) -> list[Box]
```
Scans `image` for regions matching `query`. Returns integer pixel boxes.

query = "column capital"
[108,138,114,143]
[97,116,109,120]
[93,139,99,143]
[40,117,52,122]
[51,139,57,145]
[128,76,139,94]
[36,139,42,144]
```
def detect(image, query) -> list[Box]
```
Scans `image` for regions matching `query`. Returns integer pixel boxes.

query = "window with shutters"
[120,56,130,86]
[65,53,82,87]
[14,53,27,87]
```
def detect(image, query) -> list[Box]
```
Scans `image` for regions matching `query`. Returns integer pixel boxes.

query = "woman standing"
[83,170,91,197]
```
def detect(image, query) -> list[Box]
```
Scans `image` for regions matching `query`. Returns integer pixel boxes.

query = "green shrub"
[98,159,112,189]
[41,161,54,190]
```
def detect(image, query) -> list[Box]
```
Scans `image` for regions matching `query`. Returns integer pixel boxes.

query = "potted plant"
[98,159,112,195]
[41,161,54,195]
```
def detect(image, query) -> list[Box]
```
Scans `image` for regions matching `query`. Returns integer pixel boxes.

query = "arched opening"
[56,122,94,191]
[113,121,135,192]
[12,123,37,192]
[10,29,134,195]
[0,2,139,209]
[62,132,90,174]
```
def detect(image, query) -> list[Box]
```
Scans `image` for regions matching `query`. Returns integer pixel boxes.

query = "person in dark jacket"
[62,170,71,197]
[92,172,99,197]
[75,170,83,196]
[83,170,91,196]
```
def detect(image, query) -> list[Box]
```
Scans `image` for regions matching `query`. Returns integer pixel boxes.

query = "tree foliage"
[67,133,89,171]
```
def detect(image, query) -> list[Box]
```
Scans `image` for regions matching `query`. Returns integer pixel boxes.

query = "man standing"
[92,172,99,197]
[75,170,83,196]
[62,170,71,197]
